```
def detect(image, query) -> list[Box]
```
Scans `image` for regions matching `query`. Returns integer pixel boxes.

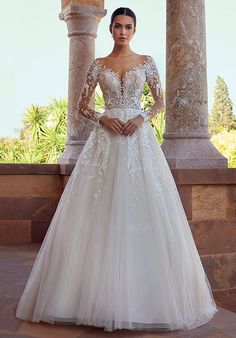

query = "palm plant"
[95,87,105,113]
[16,147,44,163]
[151,111,166,144]
[22,104,48,142]
[141,83,166,144]
[0,138,24,163]
[0,83,166,163]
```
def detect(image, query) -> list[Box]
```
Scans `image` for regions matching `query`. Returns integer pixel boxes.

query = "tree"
[0,84,166,163]
[21,104,48,142]
[142,82,166,144]
[211,131,236,168]
[209,76,236,134]
[0,99,67,164]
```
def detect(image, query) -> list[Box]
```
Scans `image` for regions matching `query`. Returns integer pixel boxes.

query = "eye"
[126,26,133,30]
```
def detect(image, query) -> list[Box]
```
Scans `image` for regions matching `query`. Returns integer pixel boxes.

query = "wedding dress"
[16,56,218,332]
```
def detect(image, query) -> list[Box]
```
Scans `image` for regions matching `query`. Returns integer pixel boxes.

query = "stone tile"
[171,169,236,185]
[0,331,36,338]
[141,334,178,338]
[210,307,236,337]
[174,326,232,338]
[213,289,236,313]
[189,220,236,255]
[0,313,22,333]
[0,297,15,313]
[201,253,236,290]
[192,185,227,221]
[177,185,192,220]
[228,186,236,203]
[77,326,160,337]
[59,164,75,176]
[0,221,31,245]
[0,283,24,299]
[0,198,59,220]
[31,221,50,243]
[1,245,236,338]
[31,199,60,220]
[0,175,62,198]
[0,244,40,257]
[0,164,60,176]
[18,321,89,338]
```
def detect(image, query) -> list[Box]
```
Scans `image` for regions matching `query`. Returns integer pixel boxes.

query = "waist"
[104,107,141,113]
[103,107,141,121]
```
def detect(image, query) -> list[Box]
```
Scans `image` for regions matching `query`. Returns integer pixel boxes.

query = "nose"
[120,27,126,36]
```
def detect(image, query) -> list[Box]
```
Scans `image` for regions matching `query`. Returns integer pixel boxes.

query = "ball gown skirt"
[16,107,218,332]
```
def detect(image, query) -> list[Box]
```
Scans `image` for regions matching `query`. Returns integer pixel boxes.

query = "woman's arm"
[139,56,165,122]
[76,59,104,125]
[77,59,125,134]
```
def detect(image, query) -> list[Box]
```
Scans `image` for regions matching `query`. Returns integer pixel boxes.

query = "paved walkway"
[0,244,236,338]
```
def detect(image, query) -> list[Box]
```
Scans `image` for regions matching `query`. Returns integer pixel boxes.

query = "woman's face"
[110,15,135,46]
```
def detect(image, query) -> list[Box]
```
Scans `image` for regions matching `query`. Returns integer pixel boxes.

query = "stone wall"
[0,164,235,312]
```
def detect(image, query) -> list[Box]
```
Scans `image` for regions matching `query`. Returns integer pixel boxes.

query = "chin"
[116,40,129,46]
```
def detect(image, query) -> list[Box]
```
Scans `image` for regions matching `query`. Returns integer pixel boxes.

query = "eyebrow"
[113,22,133,26]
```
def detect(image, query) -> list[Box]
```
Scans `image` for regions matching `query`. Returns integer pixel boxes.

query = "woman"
[16,7,218,332]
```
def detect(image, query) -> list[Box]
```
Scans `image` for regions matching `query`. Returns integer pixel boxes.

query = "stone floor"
[0,245,236,338]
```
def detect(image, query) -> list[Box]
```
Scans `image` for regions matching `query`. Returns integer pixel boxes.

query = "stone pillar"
[58,1,106,164]
[161,0,227,168]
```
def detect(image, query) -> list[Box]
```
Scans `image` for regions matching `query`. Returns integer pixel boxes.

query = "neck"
[109,44,134,58]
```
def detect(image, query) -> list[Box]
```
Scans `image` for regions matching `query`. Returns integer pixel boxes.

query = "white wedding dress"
[16,56,218,332]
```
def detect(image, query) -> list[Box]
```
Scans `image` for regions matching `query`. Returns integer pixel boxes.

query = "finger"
[130,127,137,136]
[123,126,133,135]
[129,125,138,135]
[121,122,131,133]
[128,127,136,136]
[125,123,136,134]
[112,127,120,134]
[108,123,118,134]
[113,124,124,134]
[114,120,125,131]
[114,118,125,125]
[117,119,126,126]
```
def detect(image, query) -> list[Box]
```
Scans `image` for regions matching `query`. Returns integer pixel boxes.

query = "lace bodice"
[77,55,165,124]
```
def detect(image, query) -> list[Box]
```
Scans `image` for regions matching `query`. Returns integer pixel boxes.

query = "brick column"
[161,0,227,168]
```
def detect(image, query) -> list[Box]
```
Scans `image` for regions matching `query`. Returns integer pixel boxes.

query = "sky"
[0,0,236,137]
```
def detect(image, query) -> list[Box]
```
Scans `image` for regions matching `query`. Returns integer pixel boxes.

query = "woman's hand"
[99,116,125,135]
[121,115,144,136]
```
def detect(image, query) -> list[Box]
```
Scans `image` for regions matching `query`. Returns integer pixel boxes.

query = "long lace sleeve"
[77,59,103,124]
[140,56,165,122]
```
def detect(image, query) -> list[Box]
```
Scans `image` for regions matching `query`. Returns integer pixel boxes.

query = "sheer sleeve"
[139,56,165,122]
[76,59,103,125]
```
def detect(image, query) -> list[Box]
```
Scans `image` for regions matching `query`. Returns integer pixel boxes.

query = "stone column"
[58,1,106,164]
[161,0,227,168]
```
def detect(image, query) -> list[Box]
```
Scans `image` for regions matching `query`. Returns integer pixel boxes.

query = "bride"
[16,7,218,332]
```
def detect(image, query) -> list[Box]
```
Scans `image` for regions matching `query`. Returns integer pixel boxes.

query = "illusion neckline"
[96,55,152,83]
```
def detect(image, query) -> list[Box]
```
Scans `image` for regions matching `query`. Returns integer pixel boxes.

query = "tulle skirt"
[16,108,218,332]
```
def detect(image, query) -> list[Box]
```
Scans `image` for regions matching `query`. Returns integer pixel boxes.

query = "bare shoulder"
[129,54,149,63]
[143,55,154,62]
[95,57,108,66]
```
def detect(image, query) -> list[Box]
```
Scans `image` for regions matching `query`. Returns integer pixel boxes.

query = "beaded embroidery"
[77,56,165,123]
[76,56,165,203]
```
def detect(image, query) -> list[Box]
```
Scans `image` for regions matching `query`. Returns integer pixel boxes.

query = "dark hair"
[110,7,137,32]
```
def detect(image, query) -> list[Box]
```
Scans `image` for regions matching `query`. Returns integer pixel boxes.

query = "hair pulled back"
[109,7,137,32]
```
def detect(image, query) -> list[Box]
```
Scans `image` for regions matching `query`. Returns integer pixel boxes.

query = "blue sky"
[0,0,236,137]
